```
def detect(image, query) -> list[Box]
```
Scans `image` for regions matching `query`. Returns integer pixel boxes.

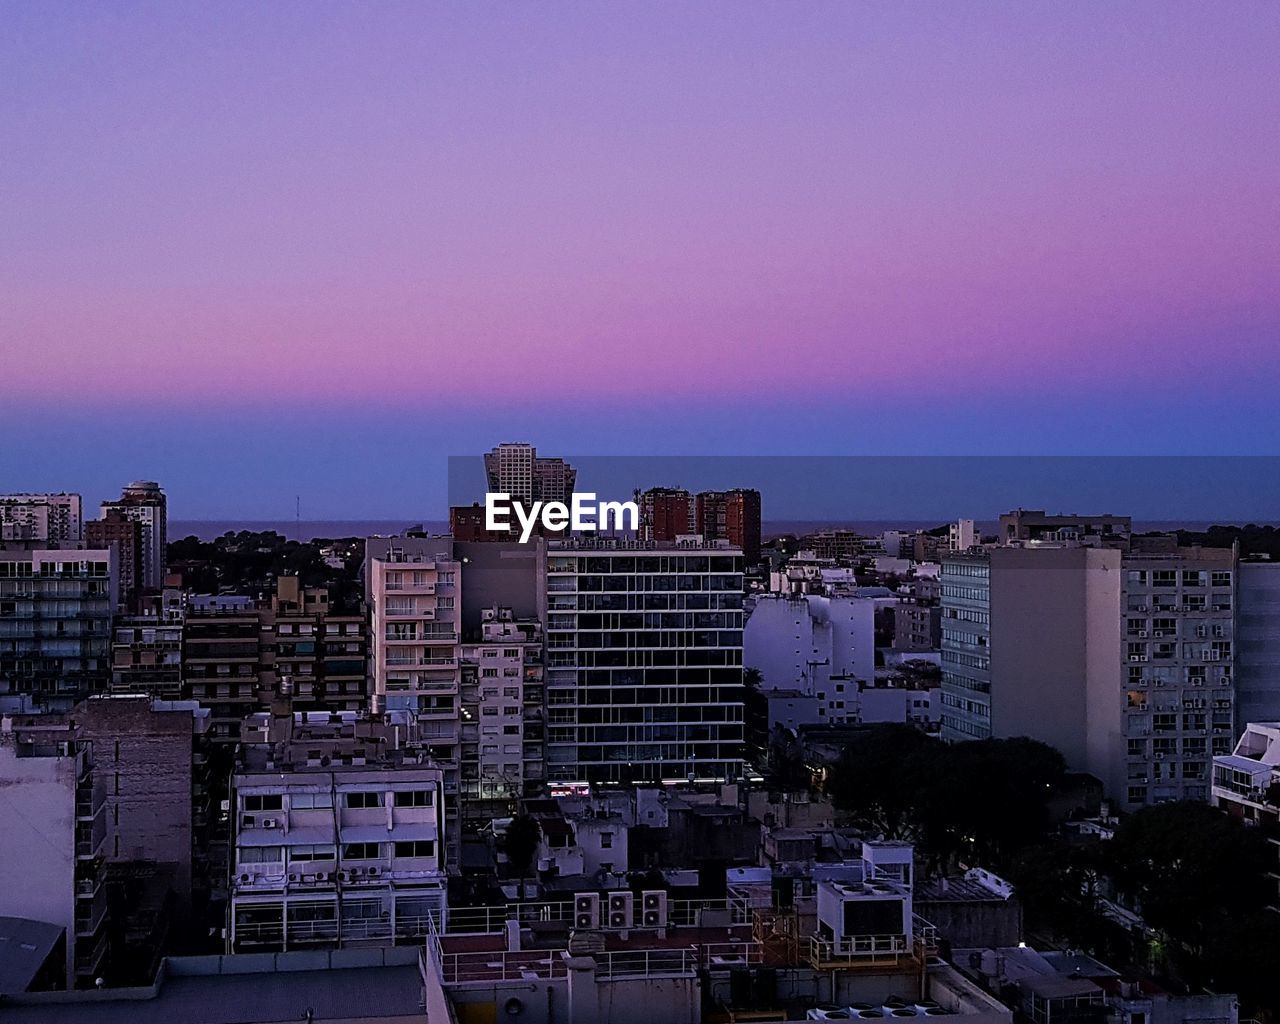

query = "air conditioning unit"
[573,892,600,930]
[607,891,634,930]
[241,815,256,828]
[641,890,668,928]
[314,872,328,882]
[288,872,301,882]
[367,866,380,877]
[1138,630,1148,638]
[336,871,350,882]
[261,818,278,829]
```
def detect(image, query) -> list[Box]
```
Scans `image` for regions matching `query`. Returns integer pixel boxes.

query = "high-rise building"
[0,547,118,711]
[268,576,367,713]
[939,531,1237,811]
[227,710,448,952]
[637,487,694,542]
[697,489,762,565]
[100,481,167,591]
[459,607,544,819]
[483,443,576,506]
[86,512,143,608]
[542,538,745,784]
[1235,562,1280,726]
[0,493,84,544]
[181,595,271,745]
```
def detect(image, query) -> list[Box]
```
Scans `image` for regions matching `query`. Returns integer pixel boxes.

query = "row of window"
[240,840,436,863]
[243,789,434,812]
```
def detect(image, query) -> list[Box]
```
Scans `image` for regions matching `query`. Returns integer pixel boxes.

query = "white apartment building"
[542,538,745,784]
[229,713,448,952]
[0,493,84,543]
[459,607,545,816]
[744,593,875,725]
[0,715,109,988]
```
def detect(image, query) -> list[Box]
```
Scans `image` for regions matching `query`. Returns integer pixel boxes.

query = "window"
[244,794,283,812]
[344,791,384,809]
[288,845,335,862]
[240,846,283,863]
[290,793,333,809]
[394,840,435,858]
[342,843,382,860]
[600,832,613,849]
[393,790,434,808]
[1211,571,1231,587]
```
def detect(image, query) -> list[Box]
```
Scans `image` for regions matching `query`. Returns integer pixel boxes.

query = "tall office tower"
[100,481,167,590]
[697,489,762,565]
[1119,537,1236,808]
[0,547,118,711]
[542,537,745,784]
[483,443,576,505]
[0,493,84,543]
[227,710,448,952]
[940,536,1237,812]
[459,607,545,821]
[268,576,367,713]
[1234,562,1280,725]
[0,714,109,988]
[86,511,143,608]
[181,595,272,745]
[637,487,694,542]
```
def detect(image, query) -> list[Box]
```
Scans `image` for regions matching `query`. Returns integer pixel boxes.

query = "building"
[542,538,746,784]
[459,607,545,820]
[940,534,1237,811]
[745,593,876,726]
[0,547,118,712]
[637,487,695,542]
[1235,561,1280,725]
[697,489,762,565]
[180,595,272,745]
[423,841,1013,1024]
[110,588,185,699]
[998,509,1131,547]
[72,695,210,923]
[947,519,977,552]
[893,580,942,653]
[85,512,143,609]
[0,494,84,545]
[228,710,448,952]
[99,481,167,591]
[268,576,367,712]
[484,442,576,505]
[0,715,109,988]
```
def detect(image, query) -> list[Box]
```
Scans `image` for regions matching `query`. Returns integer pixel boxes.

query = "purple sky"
[3,3,1278,517]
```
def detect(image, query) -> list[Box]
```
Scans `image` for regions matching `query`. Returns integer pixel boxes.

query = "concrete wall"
[456,541,544,634]
[0,738,77,988]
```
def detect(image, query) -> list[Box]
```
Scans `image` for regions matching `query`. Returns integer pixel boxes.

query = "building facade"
[0,493,84,544]
[99,481,167,591]
[542,539,745,784]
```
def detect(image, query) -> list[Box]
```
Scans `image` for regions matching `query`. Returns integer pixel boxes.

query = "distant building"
[697,489,762,565]
[745,593,876,725]
[181,595,270,744]
[99,481,167,590]
[86,512,143,607]
[947,518,977,552]
[484,443,576,505]
[636,486,694,542]
[228,710,448,952]
[269,576,367,713]
[0,493,83,544]
[998,508,1131,547]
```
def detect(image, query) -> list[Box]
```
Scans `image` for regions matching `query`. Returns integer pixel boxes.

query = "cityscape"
[4,2,1278,1022]
[1,452,1278,1022]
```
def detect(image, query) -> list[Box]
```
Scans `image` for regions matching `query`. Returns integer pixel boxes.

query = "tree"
[502,815,542,882]
[825,724,941,840]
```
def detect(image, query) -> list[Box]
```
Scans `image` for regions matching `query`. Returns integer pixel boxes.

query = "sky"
[2,2,1279,518]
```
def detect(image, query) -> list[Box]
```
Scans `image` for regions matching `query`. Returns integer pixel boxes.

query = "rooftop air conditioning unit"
[607,891,634,930]
[641,890,668,928]
[573,892,600,930]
